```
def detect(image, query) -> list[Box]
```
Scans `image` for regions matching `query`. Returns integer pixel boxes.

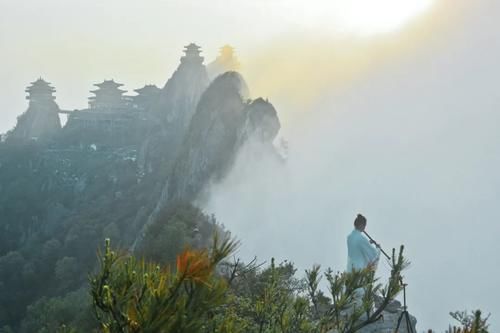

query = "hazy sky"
[2,0,499,331]
[1,0,438,133]
[203,0,499,331]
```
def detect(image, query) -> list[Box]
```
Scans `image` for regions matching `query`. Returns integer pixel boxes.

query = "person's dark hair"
[354,214,367,230]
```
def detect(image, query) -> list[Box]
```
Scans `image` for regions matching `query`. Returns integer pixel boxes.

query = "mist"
[205,1,500,331]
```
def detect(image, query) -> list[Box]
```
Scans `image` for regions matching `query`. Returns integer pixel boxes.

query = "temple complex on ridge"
[7,43,221,144]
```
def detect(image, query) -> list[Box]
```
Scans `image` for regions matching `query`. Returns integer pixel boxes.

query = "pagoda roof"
[89,79,127,97]
[93,79,124,89]
[134,84,160,95]
[25,77,56,93]
[183,43,202,55]
[185,43,201,50]
[90,88,127,94]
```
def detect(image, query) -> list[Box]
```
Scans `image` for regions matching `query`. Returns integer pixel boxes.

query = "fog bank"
[205,1,500,330]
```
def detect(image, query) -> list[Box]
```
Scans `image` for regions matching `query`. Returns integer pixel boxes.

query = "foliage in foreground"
[444,310,490,333]
[90,235,237,333]
[90,237,412,333]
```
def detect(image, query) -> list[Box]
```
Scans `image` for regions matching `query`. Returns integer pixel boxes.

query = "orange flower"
[176,249,212,284]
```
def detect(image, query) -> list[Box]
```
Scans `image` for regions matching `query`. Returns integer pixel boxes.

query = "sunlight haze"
[277,0,434,35]
[0,0,439,134]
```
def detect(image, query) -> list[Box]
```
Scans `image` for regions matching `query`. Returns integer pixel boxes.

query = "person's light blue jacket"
[347,229,380,272]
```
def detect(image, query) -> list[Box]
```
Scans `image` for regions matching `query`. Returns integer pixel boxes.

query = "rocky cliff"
[0,60,281,328]
[133,71,280,248]
[152,43,210,144]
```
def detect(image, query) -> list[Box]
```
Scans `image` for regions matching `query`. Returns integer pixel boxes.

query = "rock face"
[356,309,417,333]
[9,78,61,140]
[328,300,417,333]
[152,43,210,140]
[239,97,280,143]
[168,71,250,202]
[133,72,280,248]
[169,72,277,203]
[367,296,417,333]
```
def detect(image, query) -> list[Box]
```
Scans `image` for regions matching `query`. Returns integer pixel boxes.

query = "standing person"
[347,214,380,272]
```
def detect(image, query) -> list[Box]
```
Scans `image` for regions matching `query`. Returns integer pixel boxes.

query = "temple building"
[88,80,129,110]
[9,78,61,140]
[180,43,204,65]
[62,80,153,144]
[131,84,161,111]
[207,45,241,80]
[26,78,56,103]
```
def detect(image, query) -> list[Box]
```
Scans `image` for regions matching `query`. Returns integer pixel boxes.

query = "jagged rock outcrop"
[152,43,210,139]
[9,78,61,140]
[367,297,417,333]
[356,309,417,333]
[239,97,280,143]
[168,72,279,203]
[168,71,250,201]
[328,298,417,333]
[133,71,280,249]
[207,45,241,80]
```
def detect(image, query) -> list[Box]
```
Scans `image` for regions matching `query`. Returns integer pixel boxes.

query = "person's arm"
[360,236,380,265]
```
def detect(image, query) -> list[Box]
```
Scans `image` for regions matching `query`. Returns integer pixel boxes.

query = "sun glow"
[282,0,435,36]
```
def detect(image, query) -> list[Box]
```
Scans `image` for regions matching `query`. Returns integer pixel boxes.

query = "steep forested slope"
[0,71,280,331]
